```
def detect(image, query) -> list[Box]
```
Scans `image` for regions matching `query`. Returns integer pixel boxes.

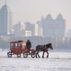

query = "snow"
[0,50,71,71]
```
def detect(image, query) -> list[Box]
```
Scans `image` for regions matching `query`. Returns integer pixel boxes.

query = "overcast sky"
[0,0,71,31]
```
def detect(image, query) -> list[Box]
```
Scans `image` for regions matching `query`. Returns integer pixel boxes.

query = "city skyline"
[0,0,71,32]
[0,3,66,37]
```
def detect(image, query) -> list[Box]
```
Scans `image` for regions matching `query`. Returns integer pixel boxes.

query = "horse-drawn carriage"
[7,40,53,58]
[7,40,36,58]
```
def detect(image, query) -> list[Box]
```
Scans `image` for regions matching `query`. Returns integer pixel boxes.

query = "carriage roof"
[10,40,26,45]
[10,40,25,43]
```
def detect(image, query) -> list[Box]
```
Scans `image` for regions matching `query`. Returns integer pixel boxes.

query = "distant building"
[0,4,12,35]
[25,31,32,37]
[54,14,65,37]
[36,20,43,36]
[13,22,25,36]
[67,30,71,38]
[25,22,35,36]
[42,14,54,37]
[39,14,66,38]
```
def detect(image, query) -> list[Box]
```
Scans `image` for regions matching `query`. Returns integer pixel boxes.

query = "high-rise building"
[0,4,12,35]
[39,14,66,38]
[67,30,71,38]
[36,20,43,36]
[13,22,25,36]
[54,14,65,37]
[25,22,35,36]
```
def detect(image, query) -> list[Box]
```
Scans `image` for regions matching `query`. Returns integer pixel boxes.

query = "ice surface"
[0,50,71,71]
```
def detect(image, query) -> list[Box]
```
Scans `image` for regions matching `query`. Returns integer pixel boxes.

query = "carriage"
[7,40,36,58]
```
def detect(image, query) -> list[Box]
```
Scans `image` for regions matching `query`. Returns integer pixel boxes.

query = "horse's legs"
[42,51,45,58]
[38,51,40,58]
[46,51,49,58]
[36,51,38,58]
[36,51,40,58]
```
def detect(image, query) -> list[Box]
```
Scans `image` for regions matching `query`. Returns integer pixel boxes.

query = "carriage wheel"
[17,54,21,58]
[7,52,12,58]
[31,53,36,58]
[23,53,28,58]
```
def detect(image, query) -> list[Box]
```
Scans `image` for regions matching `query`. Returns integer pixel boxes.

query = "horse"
[36,43,53,58]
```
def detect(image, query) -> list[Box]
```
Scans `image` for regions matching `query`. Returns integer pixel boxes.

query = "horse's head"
[46,43,53,50]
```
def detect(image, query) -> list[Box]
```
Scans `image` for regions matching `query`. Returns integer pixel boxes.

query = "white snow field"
[0,50,71,71]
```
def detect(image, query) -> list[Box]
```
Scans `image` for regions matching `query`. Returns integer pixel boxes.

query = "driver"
[26,40,31,50]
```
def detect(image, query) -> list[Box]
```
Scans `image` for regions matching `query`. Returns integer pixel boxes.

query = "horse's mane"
[46,43,51,45]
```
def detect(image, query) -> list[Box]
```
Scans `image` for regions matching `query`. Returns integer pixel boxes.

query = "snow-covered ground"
[0,50,71,71]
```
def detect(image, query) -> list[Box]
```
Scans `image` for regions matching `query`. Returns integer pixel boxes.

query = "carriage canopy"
[10,40,26,48]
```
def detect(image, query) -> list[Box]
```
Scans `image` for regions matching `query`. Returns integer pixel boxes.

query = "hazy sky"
[0,0,71,31]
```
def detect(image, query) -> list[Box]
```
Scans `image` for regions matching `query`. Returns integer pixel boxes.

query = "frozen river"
[0,51,71,71]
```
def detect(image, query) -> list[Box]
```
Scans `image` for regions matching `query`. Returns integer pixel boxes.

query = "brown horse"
[36,43,53,58]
